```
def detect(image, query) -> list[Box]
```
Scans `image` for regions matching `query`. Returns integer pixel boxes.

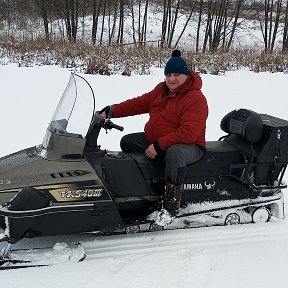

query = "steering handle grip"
[104,120,124,131]
[110,122,124,131]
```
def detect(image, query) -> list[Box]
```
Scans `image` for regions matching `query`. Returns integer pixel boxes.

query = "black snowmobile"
[0,73,288,251]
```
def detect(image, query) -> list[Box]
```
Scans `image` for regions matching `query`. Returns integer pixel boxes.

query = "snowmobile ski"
[0,242,86,270]
[0,259,47,270]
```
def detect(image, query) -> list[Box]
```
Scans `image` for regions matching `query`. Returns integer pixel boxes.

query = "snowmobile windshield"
[42,73,95,149]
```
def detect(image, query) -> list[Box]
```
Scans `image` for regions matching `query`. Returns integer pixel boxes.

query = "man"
[100,50,208,216]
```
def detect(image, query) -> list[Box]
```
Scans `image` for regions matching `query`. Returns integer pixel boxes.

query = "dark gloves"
[99,105,112,118]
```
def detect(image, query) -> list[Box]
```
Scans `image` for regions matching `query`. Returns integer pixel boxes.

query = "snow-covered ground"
[0,64,288,287]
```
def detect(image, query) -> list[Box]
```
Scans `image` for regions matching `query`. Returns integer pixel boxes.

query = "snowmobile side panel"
[2,183,124,239]
[23,201,123,236]
[4,199,124,239]
[101,155,152,197]
[5,187,51,238]
[254,114,288,185]
[100,154,157,220]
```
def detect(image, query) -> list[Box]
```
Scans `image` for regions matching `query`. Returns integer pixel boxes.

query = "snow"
[0,64,288,287]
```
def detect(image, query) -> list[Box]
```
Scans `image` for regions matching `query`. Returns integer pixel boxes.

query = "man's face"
[165,73,188,91]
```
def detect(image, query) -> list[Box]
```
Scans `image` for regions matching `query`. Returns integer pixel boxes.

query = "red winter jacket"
[112,71,208,152]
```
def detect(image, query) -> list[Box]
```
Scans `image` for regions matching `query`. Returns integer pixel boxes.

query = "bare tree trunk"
[81,0,87,38]
[117,0,124,43]
[100,0,107,45]
[256,0,283,53]
[225,0,244,51]
[283,0,288,51]
[167,0,172,42]
[161,0,182,48]
[167,0,181,48]
[138,0,141,42]
[174,1,196,49]
[130,0,137,43]
[268,0,273,49]
[140,0,149,45]
[109,1,118,44]
[271,0,283,51]
[202,0,213,52]
[211,0,226,51]
[92,0,102,45]
[40,1,50,39]
[65,0,72,41]
[71,0,79,42]
[196,0,203,52]
[201,0,243,52]
[161,0,168,47]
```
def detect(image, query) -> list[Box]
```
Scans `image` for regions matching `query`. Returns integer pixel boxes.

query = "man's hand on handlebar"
[99,106,112,118]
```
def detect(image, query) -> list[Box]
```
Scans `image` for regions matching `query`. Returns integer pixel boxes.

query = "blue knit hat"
[164,50,189,76]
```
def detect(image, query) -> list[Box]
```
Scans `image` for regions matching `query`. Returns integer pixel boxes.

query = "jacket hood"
[189,70,202,90]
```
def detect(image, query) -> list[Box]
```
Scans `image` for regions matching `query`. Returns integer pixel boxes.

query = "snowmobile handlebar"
[85,113,124,150]
[103,119,124,132]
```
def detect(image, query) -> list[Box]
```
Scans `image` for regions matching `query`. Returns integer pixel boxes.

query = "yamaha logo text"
[183,181,216,191]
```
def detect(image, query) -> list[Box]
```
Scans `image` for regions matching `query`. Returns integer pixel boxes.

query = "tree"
[283,0,288,51]
[224,0,244,51]
[167,0,181,47]
[30,0,51,39]
[99,0,107,44]
[160,0,182,48]
[52,0,80,42]
[202,0,244,52]
[196,0,204,52]
[140,0,149,44]
[256,0,283,53]
[92,0,102,45]
[129,0,149,45]
[108,1,118,44]
[174,0,196,49]
[117,0,124,43]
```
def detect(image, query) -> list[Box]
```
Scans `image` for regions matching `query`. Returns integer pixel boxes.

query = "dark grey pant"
[120,132,204,185]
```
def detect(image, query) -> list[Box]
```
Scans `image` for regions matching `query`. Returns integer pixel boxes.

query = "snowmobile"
[0,73,288,265]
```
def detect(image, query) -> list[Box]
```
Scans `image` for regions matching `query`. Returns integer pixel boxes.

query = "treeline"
[1,0,288,53]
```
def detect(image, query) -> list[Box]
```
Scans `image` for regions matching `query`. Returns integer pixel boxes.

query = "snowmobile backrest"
[221,109,263,143]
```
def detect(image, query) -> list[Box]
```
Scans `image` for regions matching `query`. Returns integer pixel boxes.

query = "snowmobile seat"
[130,140,241,180]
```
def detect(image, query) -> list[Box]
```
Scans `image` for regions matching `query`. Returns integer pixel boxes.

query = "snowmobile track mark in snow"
[81,221,288,260]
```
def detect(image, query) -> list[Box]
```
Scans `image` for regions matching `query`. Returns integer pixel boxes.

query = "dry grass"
[1,37,288,75]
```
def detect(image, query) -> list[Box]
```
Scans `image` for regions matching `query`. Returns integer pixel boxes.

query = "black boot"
[163,183,183,211]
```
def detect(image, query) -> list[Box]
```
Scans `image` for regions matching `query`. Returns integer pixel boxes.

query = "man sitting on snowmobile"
[100,50,208,214]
